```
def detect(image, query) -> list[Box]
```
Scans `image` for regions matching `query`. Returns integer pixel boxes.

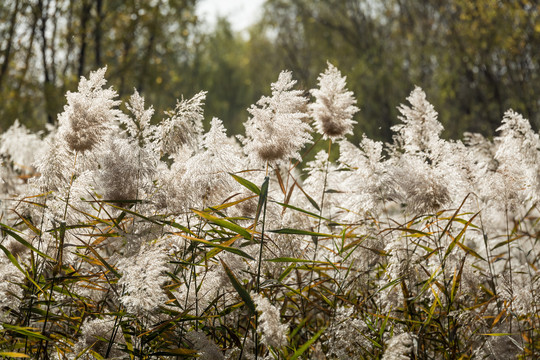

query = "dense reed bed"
[0,65,538,359]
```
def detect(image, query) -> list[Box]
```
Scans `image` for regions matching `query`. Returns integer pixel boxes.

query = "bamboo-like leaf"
[491,236,521,251]
[443,212,478,261]
[297,181,321,212]
[254,176,269,224]
[0,352,30,358]
[492,308,507,327]
[193,209,252,240]
[290,327,326,360]
[151,349,198,356]
[106,203,161,224]
[274,202,326,220]
[278,263,296,282]
[266,257,328,264]
[456,241,485,261]
[220,260,255,313]
[161,220,197,237]
[204,195,258,212]
[450,257,466,302]
[0,223,53,260]
[83,244,121,278]
[2,324,50,341]
[230,173,260,195]
[412,266,441,301]
[395,227,432,237]
[269,228,335,237]
[0,244,44,293]
[274,168,286,195]
[303,192,321,212]
[289,316,311,341]
[436,194,470,244]
[176,233,254,260]
[13,210,41,236]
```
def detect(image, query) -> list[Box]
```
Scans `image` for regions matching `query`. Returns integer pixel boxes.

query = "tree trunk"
[16,3,38,93]
[0,0,21,89]
[78,0,92,78]
[37,0,54,124]
[94,0,103,68]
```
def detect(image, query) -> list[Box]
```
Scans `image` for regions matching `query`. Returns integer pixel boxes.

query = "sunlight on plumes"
[58,67,123,153]
[309,62,359,139]
[241,71,311,164]
[382,332,415,360]
[252,292,288,349]
[0,65,538,359]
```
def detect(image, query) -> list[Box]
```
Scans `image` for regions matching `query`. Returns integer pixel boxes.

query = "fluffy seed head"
[58,67,123,152]
[242,71,311,164]
[309,63,359,139]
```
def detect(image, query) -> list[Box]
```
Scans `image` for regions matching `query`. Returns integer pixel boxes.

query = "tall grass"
[0,66,538,359]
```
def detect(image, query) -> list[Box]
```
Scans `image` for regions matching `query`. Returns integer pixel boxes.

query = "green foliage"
[2,1,538,142]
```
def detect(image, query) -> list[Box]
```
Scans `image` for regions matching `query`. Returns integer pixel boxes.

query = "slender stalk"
[62,152,79,221]
[256,191,268,293]
[505,206,514,333]
[254,176,269,360]
[309,139,332,297]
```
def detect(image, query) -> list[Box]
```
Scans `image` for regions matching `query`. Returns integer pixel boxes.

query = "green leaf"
[83,244,122,279]
[304,192,321,212]
[187,236,254,261]
[2,324,50,341]
[274,202,327,220]
[221,260,255,313]
[395,227,432,237]
[0,352,30,358]
[193,210,252,240]
[0,244,44,293]
[289,316,310,341]
[255,176,269,224]
[491,236,520,251]
[230,173,260,195]
[443,212,478,261]
[278,263,296,282]
[151,349,198,357]
[0,223,53,260]
[269,228,335,237]
[290,327,326,360]
[266,257,328,264]
[106,203,162,224]
[161,220,197,237]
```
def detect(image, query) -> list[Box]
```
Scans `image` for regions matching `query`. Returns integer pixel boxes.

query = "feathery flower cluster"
[69,317,122,359]
[117,243,169,314]
[382,332,415,360]
[242,71,311,164]
[0,120,43,175]
[160,91,207,156]
[252,292,288,349]
[0,65,538,359]
[309,62,359,139]
[392,86,443,156]
[58,67,123,152]
[186,331,224,360]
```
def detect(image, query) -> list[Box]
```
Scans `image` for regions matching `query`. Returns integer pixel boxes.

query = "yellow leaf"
[0,352,30,358]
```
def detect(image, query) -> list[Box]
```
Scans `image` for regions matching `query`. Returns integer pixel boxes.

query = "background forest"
[0,1,540,359]
[0,0,539,142]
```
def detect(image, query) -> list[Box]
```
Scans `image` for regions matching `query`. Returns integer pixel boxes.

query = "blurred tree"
[1,0,538,144]
[261,0,414,141]
[191,18,286,134]
[0,0,198,132]
[260,0,540,141]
